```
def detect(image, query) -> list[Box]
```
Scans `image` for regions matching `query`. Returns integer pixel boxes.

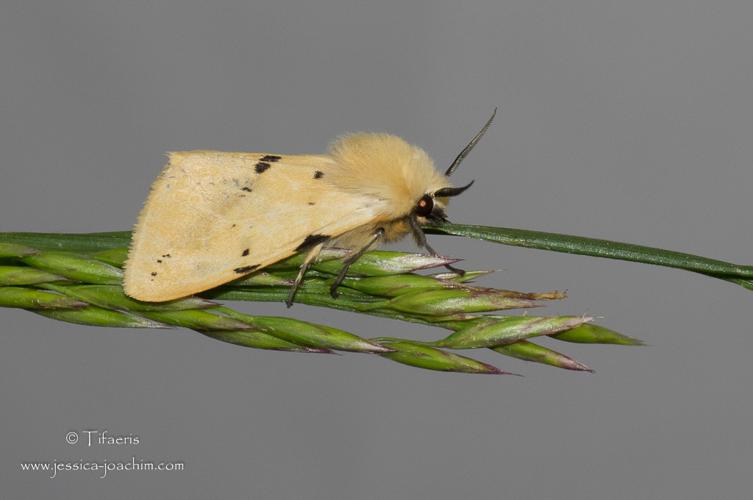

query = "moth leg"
[408,216,465,275]
[286,242,325,308]
[330,228,385,298]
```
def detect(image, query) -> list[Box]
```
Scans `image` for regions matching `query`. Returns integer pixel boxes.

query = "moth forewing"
[124,150,385,301]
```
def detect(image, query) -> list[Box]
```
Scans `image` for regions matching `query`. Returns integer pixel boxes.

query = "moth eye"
[415,194,434,217]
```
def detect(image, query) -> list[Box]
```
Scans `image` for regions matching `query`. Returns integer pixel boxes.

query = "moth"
[124,109,496,306]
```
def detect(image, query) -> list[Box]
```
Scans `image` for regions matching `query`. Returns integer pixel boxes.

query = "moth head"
[411,108,496,224]
[412,181,475,223]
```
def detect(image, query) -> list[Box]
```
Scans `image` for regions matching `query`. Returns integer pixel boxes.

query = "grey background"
[1,1,752,498]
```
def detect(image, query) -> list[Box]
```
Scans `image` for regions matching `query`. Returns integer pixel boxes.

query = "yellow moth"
[124,109,496,306]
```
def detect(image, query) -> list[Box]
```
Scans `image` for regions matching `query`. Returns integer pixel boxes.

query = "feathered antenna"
[434,180,475,198]
[444,108,497,177]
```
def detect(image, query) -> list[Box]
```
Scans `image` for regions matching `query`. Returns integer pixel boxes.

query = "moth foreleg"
[330,228,385,298]
[408,216,465,275]
[286,242,325,308]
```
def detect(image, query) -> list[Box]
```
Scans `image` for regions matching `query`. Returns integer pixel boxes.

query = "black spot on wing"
[151,272,158,276]
[295,234,330,252]
[241,186,252,192]
[308,202,315,206]
[313,170,324,179]
[255,162,271,173]
[241,248,250,256]
[234,265,259,274]
[260,155,282,162]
